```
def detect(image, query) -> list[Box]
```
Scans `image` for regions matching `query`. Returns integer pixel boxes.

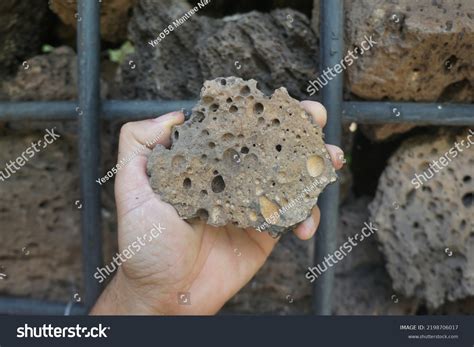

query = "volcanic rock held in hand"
[147,77,337,235]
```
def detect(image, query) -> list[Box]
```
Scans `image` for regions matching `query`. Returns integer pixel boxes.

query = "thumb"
[114,111,184,215]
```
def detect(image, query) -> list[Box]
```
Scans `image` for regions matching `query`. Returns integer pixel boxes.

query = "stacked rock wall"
[0,0,472,314]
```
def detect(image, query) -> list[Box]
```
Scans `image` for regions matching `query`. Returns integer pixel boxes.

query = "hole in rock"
[222,133,234,141]
[210,104,219,112]
[229,105,238,113]
[275,144,282,152]
[196,208,209,221]
[463,176,471,183]
[193,111,205,123]
[174,131,179,140]
[211,175,226,193]
[272,119,280,126]
[224,148,240,166]
[241,147,249,154]
[183,178,192,189]
[240,86,251,96]
[172,155,186,170]
[254,103,264,115]
[462,192,473,207]
[209,142,216,148]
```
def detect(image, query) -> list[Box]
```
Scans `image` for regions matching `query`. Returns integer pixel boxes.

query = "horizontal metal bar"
[0,100,197,121]
[103,100,197,120]
[0,101,75,121]
[0,297,86,315]
[0,101,472,125]
[343,101,474,125]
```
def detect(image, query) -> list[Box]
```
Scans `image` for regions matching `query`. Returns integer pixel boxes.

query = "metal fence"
[0,0,472,315]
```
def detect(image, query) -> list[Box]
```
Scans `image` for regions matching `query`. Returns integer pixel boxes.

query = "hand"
[91,100,344,315]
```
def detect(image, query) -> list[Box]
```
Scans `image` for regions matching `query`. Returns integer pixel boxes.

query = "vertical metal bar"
[77,0,103,310]
[313,0,344,315]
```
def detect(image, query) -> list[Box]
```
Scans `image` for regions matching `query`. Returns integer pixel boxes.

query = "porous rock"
[345,0,474,102]
[312,0,474,141]
[369,130,474,308]
[119,0,318,100]
[147,77,337,234]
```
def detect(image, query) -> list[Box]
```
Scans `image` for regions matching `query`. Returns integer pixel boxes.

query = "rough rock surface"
[147,77,336,235]
[50,0,136,43]
[333,196,418,315]
[2,47,78,102]
[0,130,118,302]
[0,0,51,76]
[359,123,417,142]
[345,0,474,102]
[313,0,474,141]
[369,130,474,308]
[119,0,318,100]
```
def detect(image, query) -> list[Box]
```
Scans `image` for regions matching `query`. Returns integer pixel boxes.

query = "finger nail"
[307,214,317,233]
[300,215,316,239]
[182,109,192,121]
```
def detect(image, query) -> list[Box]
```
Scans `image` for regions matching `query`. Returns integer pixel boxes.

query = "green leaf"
[107,41,135,64]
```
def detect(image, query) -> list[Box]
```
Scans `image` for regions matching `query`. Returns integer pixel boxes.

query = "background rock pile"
[0,0,472,314]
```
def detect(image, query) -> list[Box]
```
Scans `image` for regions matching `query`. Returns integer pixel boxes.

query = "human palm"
[92,101,343,315]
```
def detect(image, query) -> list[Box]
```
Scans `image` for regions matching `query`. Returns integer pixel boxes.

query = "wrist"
[90,269,165,315]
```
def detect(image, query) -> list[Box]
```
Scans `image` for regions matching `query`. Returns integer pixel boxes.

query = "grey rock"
[369,129,474,308]
[119,0,318,100]
[0,0,51,77]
